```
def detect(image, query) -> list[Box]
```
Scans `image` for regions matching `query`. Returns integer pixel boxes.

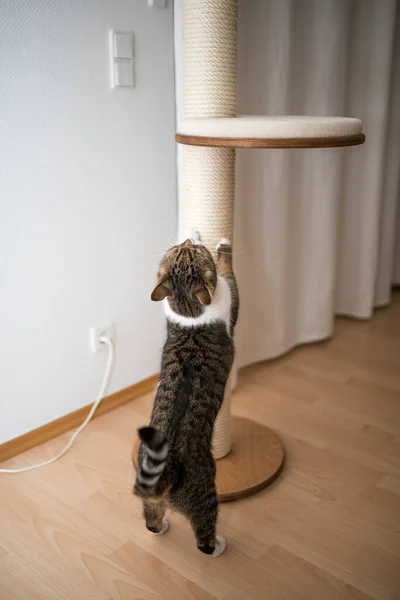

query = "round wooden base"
[132,416,284,502]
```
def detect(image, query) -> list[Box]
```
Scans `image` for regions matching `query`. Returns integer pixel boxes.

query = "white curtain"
[234,0,400,369]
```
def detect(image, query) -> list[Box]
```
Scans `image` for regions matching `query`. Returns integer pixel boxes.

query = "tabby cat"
[134,235,239,556]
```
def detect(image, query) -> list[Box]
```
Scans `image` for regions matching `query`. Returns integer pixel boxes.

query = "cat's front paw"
[190,230,202,244]
[216,238,231,250]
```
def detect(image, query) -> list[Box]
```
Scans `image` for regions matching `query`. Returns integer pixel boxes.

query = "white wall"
[0,0,177,443]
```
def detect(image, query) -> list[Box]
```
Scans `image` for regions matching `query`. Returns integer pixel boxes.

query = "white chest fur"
[164,275,232,335]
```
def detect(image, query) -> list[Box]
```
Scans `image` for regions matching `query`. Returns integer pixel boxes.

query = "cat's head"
[151,239,217,318]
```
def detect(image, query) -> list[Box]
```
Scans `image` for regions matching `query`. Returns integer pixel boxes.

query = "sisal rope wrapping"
[183,0,237,118]
[183,147,235,251]
[183,146,235,459]
[183,0,238,459]
[213,374,233,459]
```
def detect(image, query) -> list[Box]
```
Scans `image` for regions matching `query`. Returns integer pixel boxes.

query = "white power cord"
[0,335,115,474]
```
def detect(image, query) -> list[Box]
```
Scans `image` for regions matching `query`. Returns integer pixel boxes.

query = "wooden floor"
[1,296,400,600]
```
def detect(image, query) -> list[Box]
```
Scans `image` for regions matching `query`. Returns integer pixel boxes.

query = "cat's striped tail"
[134,426,168,497]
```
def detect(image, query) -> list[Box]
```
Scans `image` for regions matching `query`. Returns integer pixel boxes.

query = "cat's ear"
[194,285,212,306]
[151,281,170,301]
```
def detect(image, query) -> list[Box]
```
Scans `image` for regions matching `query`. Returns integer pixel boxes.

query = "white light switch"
[114,61,134,88]
[113,31,133,60]
[109,30,134,89]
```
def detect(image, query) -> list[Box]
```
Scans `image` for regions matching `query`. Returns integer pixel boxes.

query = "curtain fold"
[235,0,400,369]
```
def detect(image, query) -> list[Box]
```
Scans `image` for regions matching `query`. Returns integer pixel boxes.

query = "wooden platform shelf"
[176,115,365,149]
[176,132,365,149]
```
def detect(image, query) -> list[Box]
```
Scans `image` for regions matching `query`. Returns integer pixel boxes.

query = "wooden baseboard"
[0,374,158,464]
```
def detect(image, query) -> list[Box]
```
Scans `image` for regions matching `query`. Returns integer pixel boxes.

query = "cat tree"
[134,0,365,501]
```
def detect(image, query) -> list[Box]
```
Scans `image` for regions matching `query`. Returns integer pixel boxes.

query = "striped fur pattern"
[135,427,168,491]
[133,238,239,557]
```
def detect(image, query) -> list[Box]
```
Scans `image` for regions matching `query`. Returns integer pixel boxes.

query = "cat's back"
[164,320,234,378]
[151,321,234,454]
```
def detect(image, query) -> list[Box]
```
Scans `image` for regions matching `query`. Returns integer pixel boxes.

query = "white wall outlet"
[89,323,115,353]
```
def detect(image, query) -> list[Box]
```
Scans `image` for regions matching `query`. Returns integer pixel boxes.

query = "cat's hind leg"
[143,498,169,534]
[187,484,227,557]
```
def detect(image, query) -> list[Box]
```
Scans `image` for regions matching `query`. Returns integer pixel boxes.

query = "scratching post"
[178,0,365,499]
[182,0,237,459]
[133,0,365,502]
